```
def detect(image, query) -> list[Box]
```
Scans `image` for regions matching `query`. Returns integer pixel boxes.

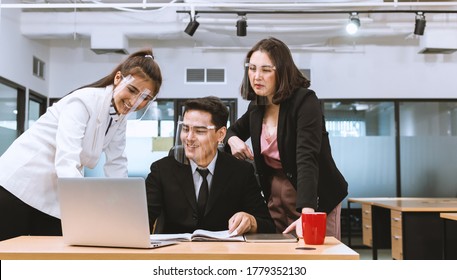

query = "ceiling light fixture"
[184,7,199,36]
[184,17,199,36]
[346,12,360,35]
[236,13,247,37]
[414,12,426,36]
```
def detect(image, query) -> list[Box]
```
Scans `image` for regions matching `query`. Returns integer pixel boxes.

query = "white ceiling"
[3,0,457,51]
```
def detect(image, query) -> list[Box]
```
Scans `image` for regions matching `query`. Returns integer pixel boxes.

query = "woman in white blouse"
[0,49,162,241]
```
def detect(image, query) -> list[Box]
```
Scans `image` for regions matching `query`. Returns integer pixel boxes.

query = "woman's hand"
[227,136,254,160]
[283,208,315,238]
[283,218,303,238]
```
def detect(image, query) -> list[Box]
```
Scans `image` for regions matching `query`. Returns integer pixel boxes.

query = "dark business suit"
[145,151,275,234]
[225,88,348,214]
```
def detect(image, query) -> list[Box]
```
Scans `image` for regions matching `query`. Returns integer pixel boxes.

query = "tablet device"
[244,233,298,243]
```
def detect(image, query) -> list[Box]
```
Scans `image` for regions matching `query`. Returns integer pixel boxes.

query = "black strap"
[105,117,113,135]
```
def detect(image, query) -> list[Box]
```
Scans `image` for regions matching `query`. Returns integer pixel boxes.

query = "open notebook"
[150,229,245,242]
[58,177,177,249]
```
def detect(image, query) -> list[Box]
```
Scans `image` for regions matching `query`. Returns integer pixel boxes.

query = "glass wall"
[400,101,457,197]
[323,101,397,203]
[323,100,457,202]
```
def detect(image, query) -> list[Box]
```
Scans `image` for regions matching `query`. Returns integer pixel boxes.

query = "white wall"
[308,45,457,99]
[0,9,49,95]
[47,41,457,102]
[47,39,126,96]
[47,41,252,114]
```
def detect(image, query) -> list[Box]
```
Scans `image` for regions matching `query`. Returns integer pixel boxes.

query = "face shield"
[113,75,154,121]
[133,100,160,122]
[173,116,219,167]
[241,62,272,106]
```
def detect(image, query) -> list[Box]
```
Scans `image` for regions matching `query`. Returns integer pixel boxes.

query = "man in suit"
[145,96,275,235]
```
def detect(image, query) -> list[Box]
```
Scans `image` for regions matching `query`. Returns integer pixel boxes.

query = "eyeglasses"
[245,63,276,75]
[178,121,216,136]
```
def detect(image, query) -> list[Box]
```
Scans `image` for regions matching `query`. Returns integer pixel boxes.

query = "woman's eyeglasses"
[245,63,276,75]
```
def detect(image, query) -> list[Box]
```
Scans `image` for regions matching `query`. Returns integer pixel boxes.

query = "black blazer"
[225,88,348,214]
[145,151,275,234]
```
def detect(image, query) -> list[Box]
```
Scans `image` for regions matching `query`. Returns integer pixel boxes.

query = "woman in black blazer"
[224,37,348,239]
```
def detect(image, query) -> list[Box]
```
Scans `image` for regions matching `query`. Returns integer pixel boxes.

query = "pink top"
[260,123,283,169]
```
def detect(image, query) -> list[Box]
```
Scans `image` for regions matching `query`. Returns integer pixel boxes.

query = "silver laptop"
[58,177,177,249]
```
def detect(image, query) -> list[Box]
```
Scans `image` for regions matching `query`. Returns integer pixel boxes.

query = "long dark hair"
[74,49,162,97]
[241,37,310,104]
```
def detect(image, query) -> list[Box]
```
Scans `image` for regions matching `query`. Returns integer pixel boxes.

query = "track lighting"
[236,14,247,37]
[177,9,437,39]
[414,12,426,36]
[346,12,360,35]
[184,16,199,36]
[184,7,199,36]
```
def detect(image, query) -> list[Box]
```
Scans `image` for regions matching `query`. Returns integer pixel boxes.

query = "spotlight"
[346,12,360,35]
[414,12,426,36]
[184,15,199,37]
[236,14,247,37]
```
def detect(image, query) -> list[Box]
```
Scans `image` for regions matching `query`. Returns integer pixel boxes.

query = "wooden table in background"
[348,197,457,260]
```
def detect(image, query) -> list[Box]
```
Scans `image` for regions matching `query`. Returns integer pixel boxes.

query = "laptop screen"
[58,177,154,248]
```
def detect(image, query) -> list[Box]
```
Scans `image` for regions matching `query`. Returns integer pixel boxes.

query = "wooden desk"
[348,197,457,260]
[0,236,359,260]
[440,212,457,260]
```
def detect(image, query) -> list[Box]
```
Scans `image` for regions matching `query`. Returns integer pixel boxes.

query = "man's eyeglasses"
[178,121,216,136]
[245,63,276,75]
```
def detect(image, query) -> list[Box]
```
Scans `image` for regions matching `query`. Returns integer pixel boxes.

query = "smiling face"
[180,109,226,168]
[248,50,277,102]
[112,71,155,115]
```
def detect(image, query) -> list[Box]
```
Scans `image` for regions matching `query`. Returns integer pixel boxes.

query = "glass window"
[127,100,175,138]
[0,84,18,131]
[28,91,47,129]
[0,80,25,155]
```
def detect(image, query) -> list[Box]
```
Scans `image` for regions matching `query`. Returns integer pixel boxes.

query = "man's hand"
[228,212,257,235]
